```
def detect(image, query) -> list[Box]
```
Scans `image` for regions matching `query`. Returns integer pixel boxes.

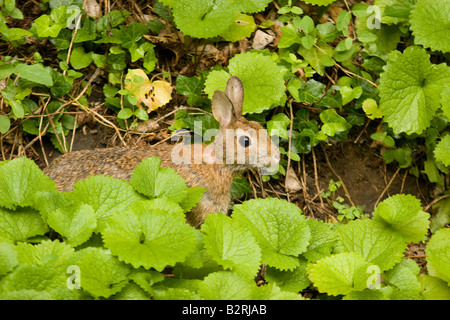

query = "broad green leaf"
[71,247,130,298]
[34,14,63,37]
[0,263,78,300]
[68,175,142,232]
[0,115,11,134]
[201,212,261,277]
[204,52,286,114]
[172,0,234,38]
[302,0,336,5]
[130,156,187,204]
[362,98,383,119]
[178,186,206,213]
[0,242,18,276]
[337,219,406,271]
[434,135,450,167]
[15,240,74,269]
[0,157,56,209]
[0,207,48,243]
[297,41,335,76]
[102,201,197,271]
[307,252,370,296]
[419,275,450,300]
[46,203,97,247]
[120,21,149,49]
[303,219,337,263]
[320,108,351,137]
[383,259,421,300]
[278,24,302,48]
[265,257,310,293]
[267,113,290,140]
[373,194,430,242]
[426,228,450,284]
[232,198,311,270]
[228,0,272,13]
[379,46,450,135]
[410,0,450,53]
[14,63,53,87]
[198,271,256,300]
[220,13,256,42]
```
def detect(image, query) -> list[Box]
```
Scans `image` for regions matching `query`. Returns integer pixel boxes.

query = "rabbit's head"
[205,76,280,174]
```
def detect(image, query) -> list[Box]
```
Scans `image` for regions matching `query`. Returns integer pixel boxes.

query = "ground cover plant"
[0,0,449,300]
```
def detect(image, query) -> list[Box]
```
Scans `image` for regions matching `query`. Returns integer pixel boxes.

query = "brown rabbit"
[44,76,280,227]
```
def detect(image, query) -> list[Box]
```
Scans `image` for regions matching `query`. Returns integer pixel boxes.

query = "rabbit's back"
[44,145,174,192]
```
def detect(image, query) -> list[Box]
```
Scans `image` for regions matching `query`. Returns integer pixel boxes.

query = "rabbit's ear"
[225,76,244,117]
[212,90,234,127]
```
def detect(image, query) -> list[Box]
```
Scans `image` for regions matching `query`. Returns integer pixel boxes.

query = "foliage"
[0,156,448,300]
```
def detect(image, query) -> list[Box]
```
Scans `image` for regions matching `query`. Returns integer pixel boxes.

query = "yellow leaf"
[125,69,172,112]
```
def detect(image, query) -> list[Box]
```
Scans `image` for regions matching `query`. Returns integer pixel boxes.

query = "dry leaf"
[142,81,173,112]
[252,30,275,50]
[285,166,302,193]
[84,0,101,18]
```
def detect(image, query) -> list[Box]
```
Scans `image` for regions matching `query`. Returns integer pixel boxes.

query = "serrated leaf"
[201,212,261,277]
[410,0,450,53]
[383,259,421,300]
[68,175,142,232]
[198,271,256,299]
[0,242,18,276]
[102,201,197,271]
[419,275,450,300]
[172,0,234,38]
[373,194,430,242]
[307,252,370,296]
[0,207,48,243]
[46,203,97,247]
[265,257,310,293]
[337,219,406,271]
[0,263,78,300]
[434,135,450,167]
[379,46,450,135]
[15,239,74,269]
[303,219,337,263]
[130,156,187,204]
[178,186,206,213]
[426,228,450,284]
[232,198,311,270]
[71,247,130,298]
[220,13,256,42]
[204,52,286,114]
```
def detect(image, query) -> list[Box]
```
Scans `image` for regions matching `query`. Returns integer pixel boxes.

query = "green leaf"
[176,75,204,106]
[265,257,310,293]
[34,14,63,37]
[102,201,197,271]
[120,21,149,49]
[204,52,286,114]
[69,46,94,70]
[198,271,256,299]
[297,41,335,76]
[15,239,74,269]
[372,194,430,242]
[320,108,351,137]
[302,0,337,6]
[419,275,450,300]
[71,247,130,298]
[426,228,450,284]
[178,186,206,213]
[434,135,450,166]
[14,63,53,87]
[383,259,421,300]
[130,157,187,203]
[0,263,77,300]
[307,252,370,296]
[362,98,383,119]
[303,219,337,263]
[0,242,18,276]
[0,115,11,134]
[0,207,48,243]
[337,219,406,271]
[201,212,261,277]
[410,0,450,53]
[117,108,133,119]
[46,203,97,247]
[228,0,272,13]
[0,157,56,209]
[267,113,290,140]
[232,198,311,270]
[172,0,235,38]
[379,46,450,135]
[278,24,302,48]
[220,13,256,42]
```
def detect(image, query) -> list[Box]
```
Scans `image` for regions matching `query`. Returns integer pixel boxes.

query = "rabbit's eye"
[239,135,251,148]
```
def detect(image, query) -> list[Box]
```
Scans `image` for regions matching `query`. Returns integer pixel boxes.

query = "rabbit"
[43,76,280,227]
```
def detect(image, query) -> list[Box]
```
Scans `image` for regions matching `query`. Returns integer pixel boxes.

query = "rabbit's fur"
[44,76,280,227]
